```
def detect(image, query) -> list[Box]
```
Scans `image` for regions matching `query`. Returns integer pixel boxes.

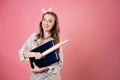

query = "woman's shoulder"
[29,32,39,38]
[27,32,39,41]
[31,32,39,36]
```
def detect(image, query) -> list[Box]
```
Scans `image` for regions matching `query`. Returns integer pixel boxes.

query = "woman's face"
[42,14,55,32]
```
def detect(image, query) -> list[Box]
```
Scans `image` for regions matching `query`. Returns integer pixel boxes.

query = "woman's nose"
[45,21,48,25]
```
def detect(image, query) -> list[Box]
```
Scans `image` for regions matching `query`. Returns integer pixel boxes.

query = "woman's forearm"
[23,51,42,60]
[23,51,35,58]
[31,66,49,73]
[39,67,49,72]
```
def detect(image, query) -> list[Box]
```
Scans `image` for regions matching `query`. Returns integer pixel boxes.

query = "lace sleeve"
[19,32,37,61]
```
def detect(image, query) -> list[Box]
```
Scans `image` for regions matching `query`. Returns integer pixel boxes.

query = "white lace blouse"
[19,32,63,80]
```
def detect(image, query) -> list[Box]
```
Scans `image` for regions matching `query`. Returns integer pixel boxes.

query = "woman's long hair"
[35,12,60,46]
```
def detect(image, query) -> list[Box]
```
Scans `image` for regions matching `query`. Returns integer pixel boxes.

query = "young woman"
[19,11,63,80]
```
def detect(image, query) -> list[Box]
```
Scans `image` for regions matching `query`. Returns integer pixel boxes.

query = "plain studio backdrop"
[0,0,120,80]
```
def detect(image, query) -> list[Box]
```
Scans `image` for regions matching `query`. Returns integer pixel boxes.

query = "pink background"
[0,0,120,80]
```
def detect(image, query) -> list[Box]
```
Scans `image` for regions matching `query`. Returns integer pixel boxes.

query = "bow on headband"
[41,8,52,13]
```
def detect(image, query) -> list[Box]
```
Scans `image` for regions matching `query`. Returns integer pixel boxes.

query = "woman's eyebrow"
[48,18,53,20]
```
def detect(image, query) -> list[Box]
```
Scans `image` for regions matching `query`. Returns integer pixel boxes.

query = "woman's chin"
[44,29,51,32]
[43,27,52,32]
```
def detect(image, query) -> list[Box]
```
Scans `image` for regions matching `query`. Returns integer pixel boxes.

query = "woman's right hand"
[23,51,43,59]
[34,52,43,60]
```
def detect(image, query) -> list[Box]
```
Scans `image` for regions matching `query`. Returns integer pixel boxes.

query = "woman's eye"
[49,21,52,23]
[43,18,46,21]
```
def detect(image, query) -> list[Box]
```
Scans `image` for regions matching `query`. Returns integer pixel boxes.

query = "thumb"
[33,62,36,66]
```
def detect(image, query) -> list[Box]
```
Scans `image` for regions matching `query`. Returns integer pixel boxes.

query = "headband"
[41,8,52,13]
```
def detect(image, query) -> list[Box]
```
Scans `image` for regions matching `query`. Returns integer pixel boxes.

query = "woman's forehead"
[44,14,55,20]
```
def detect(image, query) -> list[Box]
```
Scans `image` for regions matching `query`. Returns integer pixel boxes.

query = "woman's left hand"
[31,62,41,73]
[31,62,49,73]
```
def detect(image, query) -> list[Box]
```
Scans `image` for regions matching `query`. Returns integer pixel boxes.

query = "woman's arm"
[31,62,49,73]
[31,47,63,73]
[19,32,38,61]
[23,51,43,60]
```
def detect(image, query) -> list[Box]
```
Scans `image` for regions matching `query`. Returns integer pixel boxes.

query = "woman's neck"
[43,31,51,40]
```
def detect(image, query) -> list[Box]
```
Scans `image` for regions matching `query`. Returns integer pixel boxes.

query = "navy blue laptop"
[29,40,60,69]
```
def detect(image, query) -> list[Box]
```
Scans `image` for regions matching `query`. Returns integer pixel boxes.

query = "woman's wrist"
[23,51,35,58]
[31,66,49,73]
